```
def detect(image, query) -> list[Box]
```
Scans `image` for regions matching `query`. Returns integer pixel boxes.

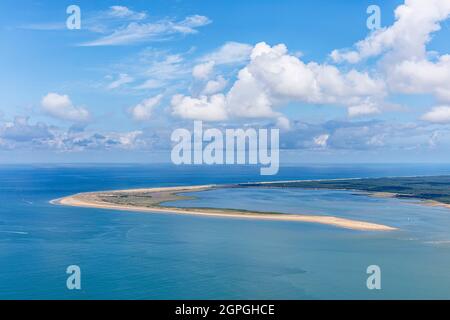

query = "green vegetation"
[96,191,196,208]
[94,189,285,215]
[239,176,450,204]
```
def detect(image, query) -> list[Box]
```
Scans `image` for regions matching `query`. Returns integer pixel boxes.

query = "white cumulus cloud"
[201,76,228,95]
[331,0,450,104]
[41,93,90,122]
[171,94,228,121]
[331,0,450,64]
[199,42,253,65]
[130,94,163,121]
[421,106,450,123]
[348,101,381,118]
[192,61,215,80]
[171,42,385,125]
[386,55,450,102]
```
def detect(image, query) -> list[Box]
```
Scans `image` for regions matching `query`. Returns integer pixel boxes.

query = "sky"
[1,0,450,163]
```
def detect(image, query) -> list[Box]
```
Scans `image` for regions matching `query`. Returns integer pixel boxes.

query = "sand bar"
[51,184,397,232]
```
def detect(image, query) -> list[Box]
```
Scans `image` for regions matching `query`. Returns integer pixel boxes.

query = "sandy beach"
[51,185,397,231]
[422,200,450,209]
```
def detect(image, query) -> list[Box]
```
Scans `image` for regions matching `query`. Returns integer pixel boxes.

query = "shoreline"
[51,184,398,232]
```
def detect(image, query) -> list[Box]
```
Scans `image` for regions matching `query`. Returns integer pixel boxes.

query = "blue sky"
[1,0,450,163]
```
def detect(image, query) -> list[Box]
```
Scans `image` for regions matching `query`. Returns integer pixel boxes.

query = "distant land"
[241,175,450,205]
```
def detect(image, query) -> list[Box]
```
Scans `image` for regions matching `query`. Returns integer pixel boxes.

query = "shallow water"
[1,164,450,299]
[168,187,450,242]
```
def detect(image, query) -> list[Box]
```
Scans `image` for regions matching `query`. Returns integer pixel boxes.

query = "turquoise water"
[2,164,450,299]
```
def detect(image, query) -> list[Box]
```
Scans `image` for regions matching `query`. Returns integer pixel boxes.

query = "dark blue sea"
[1,164,450,299]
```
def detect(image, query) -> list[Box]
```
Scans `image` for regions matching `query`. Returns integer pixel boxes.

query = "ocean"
[1,163,450,299]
